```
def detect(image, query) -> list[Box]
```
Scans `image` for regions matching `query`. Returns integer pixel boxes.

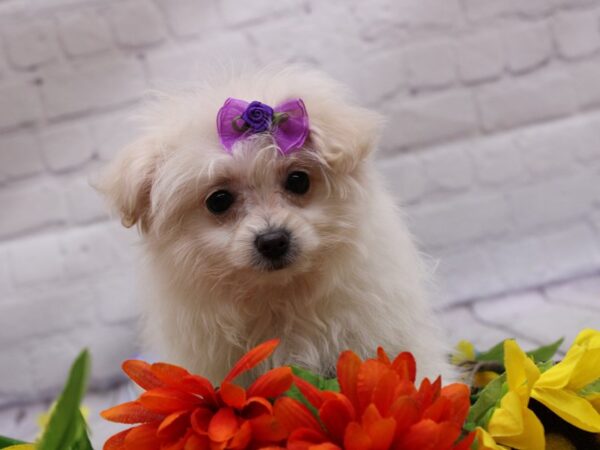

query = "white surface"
[0,0,599,405]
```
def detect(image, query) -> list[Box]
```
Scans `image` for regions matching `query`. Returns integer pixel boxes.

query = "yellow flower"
[485,339,545,450]
[476,427,510,450]
[452,339,476,365]
[531,328,600,433]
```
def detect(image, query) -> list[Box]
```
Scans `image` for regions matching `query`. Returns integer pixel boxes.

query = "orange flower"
[101,339,292,450]
[274,348,474,450]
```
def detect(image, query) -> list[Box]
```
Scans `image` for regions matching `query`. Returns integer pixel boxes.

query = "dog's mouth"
[252,250,298,272]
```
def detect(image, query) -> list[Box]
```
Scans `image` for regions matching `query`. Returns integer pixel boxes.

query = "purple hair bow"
[216,98,309,155]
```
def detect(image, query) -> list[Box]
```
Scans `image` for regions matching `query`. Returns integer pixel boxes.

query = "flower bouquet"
[1,329,599,450]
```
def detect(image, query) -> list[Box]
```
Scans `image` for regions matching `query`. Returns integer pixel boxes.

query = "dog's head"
[98,67,382,291]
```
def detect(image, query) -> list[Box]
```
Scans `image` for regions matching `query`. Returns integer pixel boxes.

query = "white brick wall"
[1,0,600,405]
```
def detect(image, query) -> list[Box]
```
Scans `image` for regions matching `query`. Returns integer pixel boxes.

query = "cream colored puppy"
[99,67,449,383]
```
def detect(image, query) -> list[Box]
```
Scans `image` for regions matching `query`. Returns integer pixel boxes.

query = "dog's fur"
[98,67,449,383]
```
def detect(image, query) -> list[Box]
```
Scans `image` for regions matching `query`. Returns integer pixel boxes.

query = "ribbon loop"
[216,98,309,155]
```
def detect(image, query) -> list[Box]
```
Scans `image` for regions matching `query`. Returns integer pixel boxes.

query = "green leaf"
[291,366,339,392]
[466,373,506,430]
[526,338,564,363]
[475,340,507,363]
[0,436,27,448]
[37,349,91,450]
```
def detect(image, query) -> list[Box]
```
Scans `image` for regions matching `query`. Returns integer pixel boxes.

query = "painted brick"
[569,60,600,110]
[89,109,140,161]
[405,39,457,91]
[469,135,527,186]
[573,116,600,161]
[544,276,600,311]
[0,247,11,296]
[476,71,577,132]
[352,49,406,104]
[408,194,510,247]
[377,154,428,204]
[92,272,138,324]
[381,90,479,151]
[552,10,600,59]
[0,184,66,239]
[0,132,44,180]
[7,234,64,286]
[108,0,166,47]
[41,125,94,171]
[0,343,34,398]
[503,21,553,74]
[60,224,120,279]
[421,142,474,191]
[515,122,577,177]
[456,30,504,84]
[56,8,113,56]
[542,224,600,279]
[64,177,109,225]
[507,174,595,232]
[434,246,504,306]
[390,0,462,28]
[0,80,41,129]
[40,60,146,119]
[0,287,94,346]
[490,236,551,290]
[3,18,59,69]
[218,0,299,26]
[155,0,220,38]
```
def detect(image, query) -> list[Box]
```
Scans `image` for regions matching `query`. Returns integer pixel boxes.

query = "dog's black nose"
[255,229,290,260]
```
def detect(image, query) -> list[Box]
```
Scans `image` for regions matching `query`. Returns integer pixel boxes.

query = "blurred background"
[0,0,599,445]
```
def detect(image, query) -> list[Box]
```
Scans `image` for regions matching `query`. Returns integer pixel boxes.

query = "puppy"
[99,66,449,384]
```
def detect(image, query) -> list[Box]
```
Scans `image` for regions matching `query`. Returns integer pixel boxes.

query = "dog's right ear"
[96,137,161,231]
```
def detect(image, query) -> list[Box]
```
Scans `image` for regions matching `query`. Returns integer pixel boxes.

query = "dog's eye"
[285,171,310,195]
[206,190,234,214]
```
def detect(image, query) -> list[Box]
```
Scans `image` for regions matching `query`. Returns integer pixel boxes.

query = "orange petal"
[440,383,471,427]
[103,428,131,450]
[417,377,441,410]
[151,362,190,386]
[101,401,165,424]
[292,375,327,409]
[376,347,391,365]
[123,423,161,450]
[219,382,247,409]
[122,360,164,390]
[319,396,355,443]
[356,360,389,413]
[371,369,400,416]
[453,432,476,450]
[391,352,416,382]
[243,396,274,418]
[140,388,201,414]
[191,408,214,434]
[228,420,252,449]
[157,410,190,440]
[208,407,239,442]
[362,405,396,450]
[288,428,330,448]
[396,419,458,450]
[249,414,288,442]
[180,375,218,406]
[273,397,322,433]
[184,433,210,450]
[247,367,293,399]
[337,351,362,409]
[422,396,451,424]
[224,339,280,383]
[311,444,342,450]
[343,422,371,450]
[389,396,420,435]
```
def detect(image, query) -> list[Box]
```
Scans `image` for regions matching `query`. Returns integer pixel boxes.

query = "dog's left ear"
[309,103,383,174]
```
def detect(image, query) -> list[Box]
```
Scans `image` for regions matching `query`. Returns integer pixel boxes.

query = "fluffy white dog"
[99,66,449,383]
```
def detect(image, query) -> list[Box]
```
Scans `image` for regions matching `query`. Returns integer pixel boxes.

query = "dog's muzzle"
[254,228,294,270]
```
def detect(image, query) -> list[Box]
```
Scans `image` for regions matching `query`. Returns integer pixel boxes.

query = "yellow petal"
[474,371,500,389]
[567,348,600,391]
[533,387,600,433]
[476,427,510,450]
[574,329,600,347]
[536,346,584,391]
[494,407,545,450]
[504,340,539,403]
[452,340,476,365]
[488,391,524,437]
[4,446,36,450]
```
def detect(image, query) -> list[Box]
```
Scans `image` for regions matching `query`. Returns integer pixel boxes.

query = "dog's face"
[99,68,382,292]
